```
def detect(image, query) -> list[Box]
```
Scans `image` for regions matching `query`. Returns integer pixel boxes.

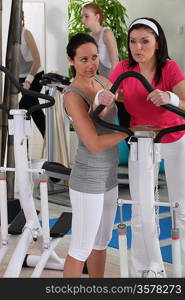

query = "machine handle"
[93,71,185,141]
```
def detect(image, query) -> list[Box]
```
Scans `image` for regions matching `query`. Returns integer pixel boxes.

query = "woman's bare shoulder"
[96,74,109,84]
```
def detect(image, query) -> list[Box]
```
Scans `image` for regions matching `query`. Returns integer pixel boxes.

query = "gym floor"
[0,167,173,278]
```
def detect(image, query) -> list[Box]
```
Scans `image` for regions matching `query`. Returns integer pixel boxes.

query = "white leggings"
[129,134,185,277]
[68,186,118,261]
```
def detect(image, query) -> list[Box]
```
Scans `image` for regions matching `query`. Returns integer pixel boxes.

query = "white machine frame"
[117,131,181,278]
[0,109,69,277]
[0,66,71,277]
[93,70,185,278]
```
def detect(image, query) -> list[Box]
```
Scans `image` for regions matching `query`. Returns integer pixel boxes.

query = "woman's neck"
[90,23,103,35]
[139,60,157,84]
[73,76,96,89]
[139,60,156,73]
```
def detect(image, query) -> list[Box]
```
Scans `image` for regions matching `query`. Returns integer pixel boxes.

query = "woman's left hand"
[147,89,170,106]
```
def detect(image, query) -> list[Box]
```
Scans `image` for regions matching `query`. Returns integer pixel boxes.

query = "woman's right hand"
[95,89,116,107]
[23,81,31,89]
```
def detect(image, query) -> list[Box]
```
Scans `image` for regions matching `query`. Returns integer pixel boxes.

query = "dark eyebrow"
[130,36,151,39]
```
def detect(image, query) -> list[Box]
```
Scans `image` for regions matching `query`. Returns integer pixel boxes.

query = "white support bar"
[40,174,50,248]
[0,173,8,244]
[0,167,44,174]
[172,238,182,278]
[117,198,176,208]
[118,223,129,278]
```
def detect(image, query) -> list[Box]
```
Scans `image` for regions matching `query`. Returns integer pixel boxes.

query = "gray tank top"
[63,77,119,193]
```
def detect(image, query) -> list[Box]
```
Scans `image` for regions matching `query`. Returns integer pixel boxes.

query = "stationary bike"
[0,65,72,277]
[93,71,185,278]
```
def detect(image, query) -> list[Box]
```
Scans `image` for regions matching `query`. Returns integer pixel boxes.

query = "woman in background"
[19,11,45,138]
[82,2,130,141]
[82,2,119,78]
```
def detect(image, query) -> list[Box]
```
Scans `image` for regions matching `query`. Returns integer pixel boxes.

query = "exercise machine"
[38,73,133,205]
[38,72,72,206]
[0,65,72,277]
[93,71,185,278]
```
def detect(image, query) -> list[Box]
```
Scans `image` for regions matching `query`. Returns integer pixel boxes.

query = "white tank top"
[19,28,43,77]
[98,27,111,69]
[19,28,33,77]
[20,28,33,62]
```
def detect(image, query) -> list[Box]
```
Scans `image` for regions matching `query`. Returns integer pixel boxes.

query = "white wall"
[2,0,68,74]
[23,0,69,75]
[23,2,45,70]
[23,0,69,159]
[2,0,69,159]
[2,0,12,66]
[119,0,185,72]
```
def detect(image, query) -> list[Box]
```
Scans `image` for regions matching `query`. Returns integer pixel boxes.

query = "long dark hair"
[127,17,170,85]
[67,33,98,77]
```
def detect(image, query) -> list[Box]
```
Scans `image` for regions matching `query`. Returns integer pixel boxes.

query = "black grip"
[110,71,153,94]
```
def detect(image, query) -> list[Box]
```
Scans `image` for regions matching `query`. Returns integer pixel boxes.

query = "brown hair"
[67,33,98,77]
[83,2,104,25]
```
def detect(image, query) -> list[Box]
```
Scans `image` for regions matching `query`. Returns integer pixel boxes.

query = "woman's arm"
[173,80,185,110]
[24,29,41,77]
[103,29,119,72]
[109,61,125,103]
[147,80,185,109]
[64,91,127,154]
[92,78,116,116]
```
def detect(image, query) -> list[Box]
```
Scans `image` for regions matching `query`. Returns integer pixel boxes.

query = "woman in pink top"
[109,17,185,277]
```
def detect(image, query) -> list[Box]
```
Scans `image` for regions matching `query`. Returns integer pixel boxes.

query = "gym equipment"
[39,73,132,205]
[0,65,72,277]
[39,73,72,206]
[93,71,185,278]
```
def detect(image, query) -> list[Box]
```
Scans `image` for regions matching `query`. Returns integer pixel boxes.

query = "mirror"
[23,2,45,71]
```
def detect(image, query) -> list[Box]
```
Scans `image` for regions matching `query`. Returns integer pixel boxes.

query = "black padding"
[42,161,71,175]
[40,73,70,86]
[8,210,40,235]
[50,212,72,238]
[118,173,128,179]
[8,209,26,235]
[22,254,29,268]
[7,199,21,224]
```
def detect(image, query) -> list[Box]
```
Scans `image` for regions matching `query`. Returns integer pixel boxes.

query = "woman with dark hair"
[108,17,185,277]
[63,33,128,277]
[19,11,45,138]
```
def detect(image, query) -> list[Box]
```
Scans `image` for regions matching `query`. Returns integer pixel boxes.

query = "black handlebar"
[93,71,185,142]
[40,72,70,86]
[0,65,55,118]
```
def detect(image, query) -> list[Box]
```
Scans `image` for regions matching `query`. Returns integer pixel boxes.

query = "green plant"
[68,0,128,60]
